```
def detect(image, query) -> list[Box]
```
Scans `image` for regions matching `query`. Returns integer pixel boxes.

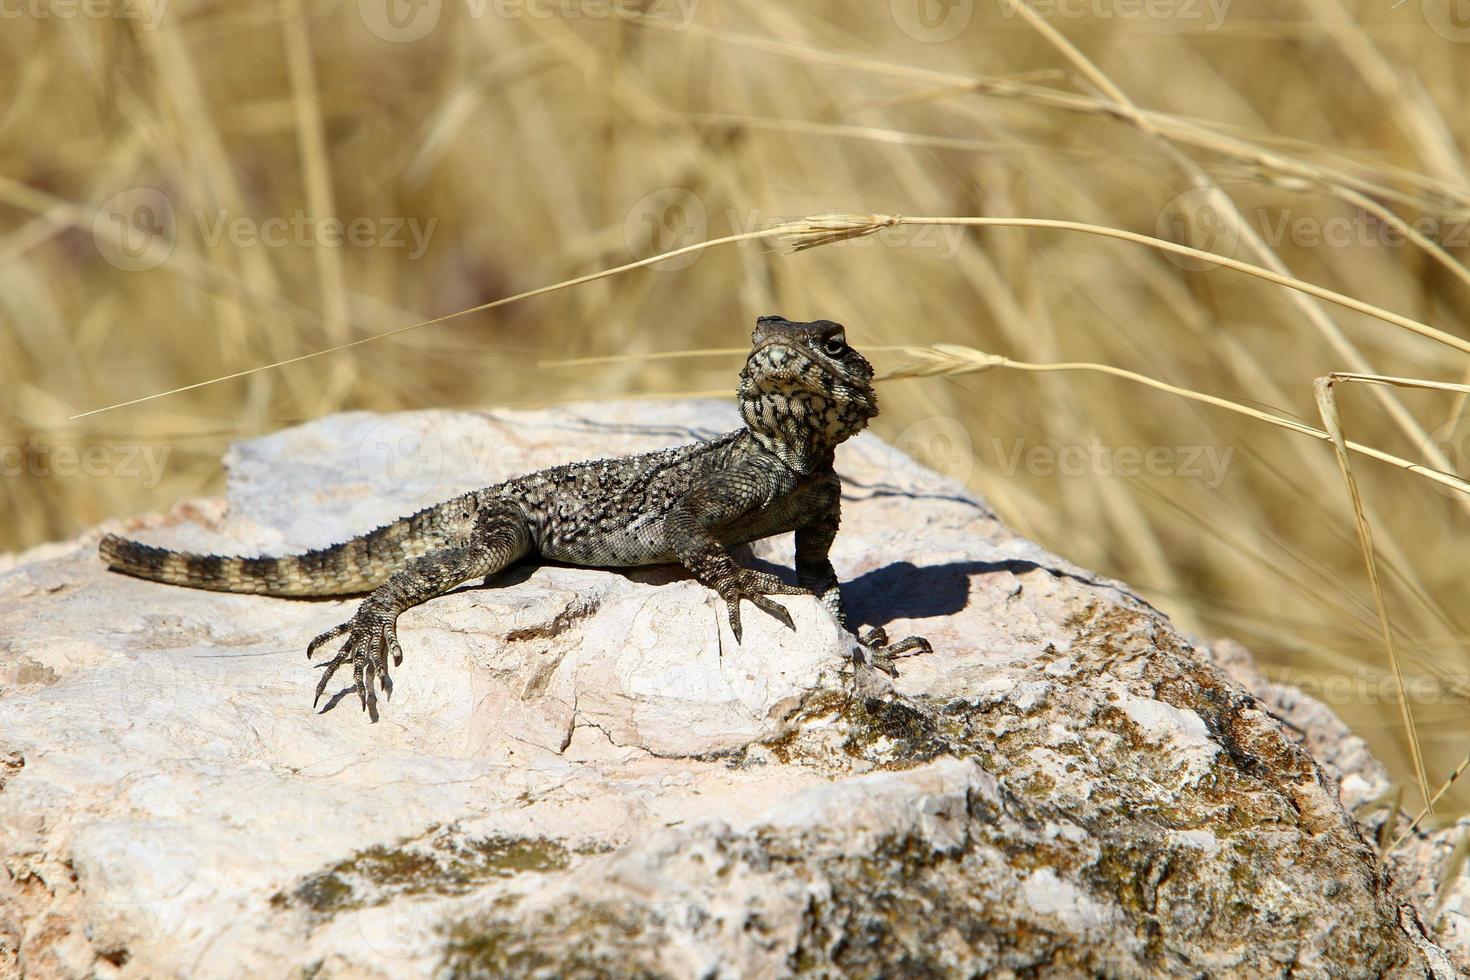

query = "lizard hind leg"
[307,504,532,715]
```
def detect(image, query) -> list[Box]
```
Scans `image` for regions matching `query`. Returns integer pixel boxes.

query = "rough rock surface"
[1208,639,1470,974]
[0,400,1457,978]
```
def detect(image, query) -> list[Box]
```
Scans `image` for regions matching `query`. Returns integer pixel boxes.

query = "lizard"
[99,315,932,715]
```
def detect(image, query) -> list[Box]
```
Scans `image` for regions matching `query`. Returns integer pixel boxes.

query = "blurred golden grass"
[3,0,1470,808]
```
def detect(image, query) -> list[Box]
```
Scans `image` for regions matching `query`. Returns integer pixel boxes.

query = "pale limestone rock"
[0,401,1455,978]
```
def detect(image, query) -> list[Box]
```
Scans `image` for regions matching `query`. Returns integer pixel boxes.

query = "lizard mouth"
[746,341,862,383]
[743,342,878,414]
[746,341,806,376]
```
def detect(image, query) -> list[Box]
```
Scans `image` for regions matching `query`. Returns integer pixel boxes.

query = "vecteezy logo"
[622,187,708,271]
[360,0,442,42]
[888,416,974,494]
[1423,0,1470,41]
[1423,416,1470,498]
[354,899,440,960]
[93,188,176,272]
[1155,187,1240,272]
[890,0,975,41]
[357,417,444,502]
[107,842,204,947]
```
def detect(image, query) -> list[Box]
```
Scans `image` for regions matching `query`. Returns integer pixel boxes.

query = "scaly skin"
[100,316,932,714]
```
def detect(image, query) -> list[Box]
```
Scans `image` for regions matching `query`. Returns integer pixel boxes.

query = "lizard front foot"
[716,568,811,643]
[306,600,403,712]
[854,626,932,677]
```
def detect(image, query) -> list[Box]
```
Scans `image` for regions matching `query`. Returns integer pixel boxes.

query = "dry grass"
[3,1,1470,808]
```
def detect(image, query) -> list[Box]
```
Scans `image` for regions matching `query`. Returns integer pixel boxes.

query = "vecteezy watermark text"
[358,0,700,43]
[991,436,1234,488]
[889,0,1230,42]
[1157,188,1470,271]
[1251,209,1470,250]
[93,188,439,272]
[2,440,171,488]
[1275,666,1470,708]
[195,210,437,260]
[1003,0,1230,27]
[1,0,168,30]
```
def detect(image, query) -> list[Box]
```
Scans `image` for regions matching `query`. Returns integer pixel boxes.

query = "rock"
[1209,638,1470,974]
[0,400,1455,977]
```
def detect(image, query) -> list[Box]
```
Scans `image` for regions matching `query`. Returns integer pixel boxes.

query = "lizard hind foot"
[306,603,401,713]
[854,626,933,678]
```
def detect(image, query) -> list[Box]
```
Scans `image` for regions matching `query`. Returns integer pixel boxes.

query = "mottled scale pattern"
[100,494,482,597]
[100,316,931,715]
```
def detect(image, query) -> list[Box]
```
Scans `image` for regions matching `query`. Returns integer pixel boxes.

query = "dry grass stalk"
[872,345,1470,498]
[1377,785,1407,861]
[75,212,1468,420]
[1395,751,1470,853]
[1315,375,1429,811]
[1433,828,1470,918]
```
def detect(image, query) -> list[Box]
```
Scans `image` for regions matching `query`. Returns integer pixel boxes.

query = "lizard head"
[738,315,878,466]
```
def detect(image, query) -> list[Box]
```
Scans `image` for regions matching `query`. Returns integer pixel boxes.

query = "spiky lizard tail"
[99,497,476,597]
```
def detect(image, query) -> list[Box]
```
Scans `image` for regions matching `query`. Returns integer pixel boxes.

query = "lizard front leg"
[308,503,532,712]
[666,463,811,643]
[795,477,931,676]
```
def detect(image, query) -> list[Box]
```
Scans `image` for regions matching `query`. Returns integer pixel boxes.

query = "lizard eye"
[823,335,848,356]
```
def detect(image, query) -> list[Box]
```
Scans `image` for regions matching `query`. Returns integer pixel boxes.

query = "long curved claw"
[748,593,796,632]
[853,627,932,677]
[305,607,402,715]
[718,568,807,642]
[313,639,352,708]
[351,645,368,710]
[307,622,351,660]
[370,623,396,699]
[885,636,932,658]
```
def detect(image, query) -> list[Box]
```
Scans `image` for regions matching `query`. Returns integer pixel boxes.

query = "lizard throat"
[738,383,876,474]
